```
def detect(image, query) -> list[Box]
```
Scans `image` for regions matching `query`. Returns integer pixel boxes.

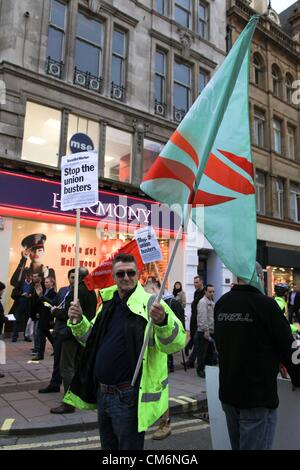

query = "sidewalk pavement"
[0,339,207,436]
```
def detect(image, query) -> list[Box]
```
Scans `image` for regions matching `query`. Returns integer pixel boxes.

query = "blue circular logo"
[69,133,94,154]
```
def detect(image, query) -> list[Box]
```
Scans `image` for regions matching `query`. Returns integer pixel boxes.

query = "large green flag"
[141,16,261,288]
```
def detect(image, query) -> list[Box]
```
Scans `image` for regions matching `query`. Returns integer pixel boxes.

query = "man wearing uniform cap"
[10,233,55,287]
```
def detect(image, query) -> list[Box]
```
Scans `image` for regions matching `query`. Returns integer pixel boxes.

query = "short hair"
[68,268,75,278]
[0,281,5,291]
[194,275,203,281]
[112,254,137,267]
[205,284,214,291]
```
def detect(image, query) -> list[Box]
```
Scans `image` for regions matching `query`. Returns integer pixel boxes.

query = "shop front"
[0,170,182,313]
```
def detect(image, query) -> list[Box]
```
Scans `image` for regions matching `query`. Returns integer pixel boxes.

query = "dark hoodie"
[214,284,300,409]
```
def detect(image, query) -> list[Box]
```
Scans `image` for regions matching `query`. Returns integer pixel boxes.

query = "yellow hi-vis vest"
[64,282,186,432]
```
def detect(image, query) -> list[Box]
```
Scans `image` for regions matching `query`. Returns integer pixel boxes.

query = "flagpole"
[73,208,81,324]
[131,205,191,387]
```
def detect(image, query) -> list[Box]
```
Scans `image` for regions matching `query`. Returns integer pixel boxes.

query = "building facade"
[0,0,227,317]
[227,0,300,294]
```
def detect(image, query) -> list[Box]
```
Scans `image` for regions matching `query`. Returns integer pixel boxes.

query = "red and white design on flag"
[84,239,144,290]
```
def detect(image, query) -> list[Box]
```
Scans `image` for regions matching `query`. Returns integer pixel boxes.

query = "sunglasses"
[115,270,137,279]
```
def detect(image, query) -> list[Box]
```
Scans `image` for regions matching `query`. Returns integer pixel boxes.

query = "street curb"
[0,397,208,437]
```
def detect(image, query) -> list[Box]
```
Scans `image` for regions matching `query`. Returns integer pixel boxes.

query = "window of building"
[198,2,209,39]
[272,64,281,98]
[143,139,164,176]
[253,53,264,88]
[253,109,265,148]
[286,73,294,104]
[155,50,166,115]
[156,0,166,15]
[111,28,127,100]
[274,178,284,219]
[66,114,99,155]
[174,60,191,121]
[273,118,282,154]
[199,68,209,94]
[287,125,296,160]
[175,0,191,28]
[255,171,266,215]
[47,0,66,63]
[75,12,103,79]
[21,101,61,167]
[105,127,132,183]
[290,183,300,223]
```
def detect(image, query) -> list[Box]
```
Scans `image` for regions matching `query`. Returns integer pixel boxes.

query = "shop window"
[143,139,164,177]
[253,109,266,148]
[21,101,61,167]
[255,171,266,215]
[273,118,282,154]
[173,60,191,121]
[74,12,103,85]
[198,2,209,40]
[66,114,99,155]
[198,68,209,94]
[175,0,191,28]
[47,0,66,77]
[287,125,296,160]
[105,126,132,183]
[290,183,300,223]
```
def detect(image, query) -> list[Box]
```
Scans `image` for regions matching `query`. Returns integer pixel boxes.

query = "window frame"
[174,0,191,29]
[198,67,209,95]
[272,64,281,98]
[255,171,266,215]
[173,59,192,116]
[273,118,282,155]
[287,125,296,160]
[275,178,284,219]
[290,183,300,223]
[286,73,294,104]
[198,1,209,40]
[111,27,127,89]
[253,109,266,148]
[155,49,167,108]
[253,53,264,88]
[75,11,103,78]
[47,0,67,63]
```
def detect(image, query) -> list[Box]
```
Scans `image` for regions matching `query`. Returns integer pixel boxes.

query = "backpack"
[164,297,186,330]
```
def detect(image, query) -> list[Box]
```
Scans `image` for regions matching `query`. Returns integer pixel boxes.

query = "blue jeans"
[97,386,145,450]
[222,403,277,450]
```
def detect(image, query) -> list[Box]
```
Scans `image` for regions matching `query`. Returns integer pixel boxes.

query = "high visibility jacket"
[63,282,186,432]
[274,296,287,315]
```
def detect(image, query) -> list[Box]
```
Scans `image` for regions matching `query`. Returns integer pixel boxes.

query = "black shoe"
[31,356,44,361]
[24,336,32,342]
[197,370,206,378]
[38,385,60,393]
[185,362,194,369]
[12,338,17,343]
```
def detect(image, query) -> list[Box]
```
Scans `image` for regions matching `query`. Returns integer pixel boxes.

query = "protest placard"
[134,226,162,264]
[61,151,98,211]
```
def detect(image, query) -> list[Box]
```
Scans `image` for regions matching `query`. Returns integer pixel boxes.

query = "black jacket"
[70,291,147,404]
[214,284,300,409]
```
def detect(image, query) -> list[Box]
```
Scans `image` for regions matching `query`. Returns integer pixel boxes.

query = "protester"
[195,284,215,378]
[214,262,300,450]
[172,281,186,309]
[0,281,6,378]
[288,283,300,324]
[29,272,44,357]
[39,269,76,394]
[64,254,186,450]
[185,276,204,368]
[50,267,97,414]
[10,268,32,342]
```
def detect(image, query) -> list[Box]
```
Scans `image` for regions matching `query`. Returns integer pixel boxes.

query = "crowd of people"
[1,251,300,450]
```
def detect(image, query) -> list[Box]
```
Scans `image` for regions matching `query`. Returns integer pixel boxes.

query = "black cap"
[21,233,46,250]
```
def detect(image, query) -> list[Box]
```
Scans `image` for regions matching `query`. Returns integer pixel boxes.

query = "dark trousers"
[195,331,215,373]
[97,387,145,450]
[12,299,29,340]
[49,334,62,388]
[39,327,54,358]
[60,339,79,394]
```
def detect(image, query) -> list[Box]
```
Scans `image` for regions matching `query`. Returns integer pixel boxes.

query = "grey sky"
[272,0,297,13]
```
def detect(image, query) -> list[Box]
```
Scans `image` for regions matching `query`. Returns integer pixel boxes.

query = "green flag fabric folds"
[141,16,261,287]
